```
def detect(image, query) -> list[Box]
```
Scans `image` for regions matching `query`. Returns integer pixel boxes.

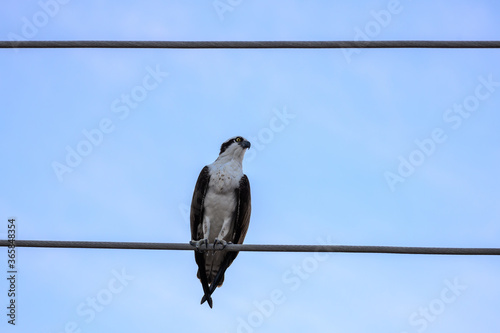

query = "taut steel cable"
[1,40,500,49]
[1,240,499,255]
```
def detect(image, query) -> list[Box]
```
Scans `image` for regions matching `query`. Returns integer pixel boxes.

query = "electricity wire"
[1,240,499,255]
[1,40,500,49]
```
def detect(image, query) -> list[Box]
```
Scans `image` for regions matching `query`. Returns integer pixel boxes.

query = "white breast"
[203,161,243,240]
[209,162,243,193]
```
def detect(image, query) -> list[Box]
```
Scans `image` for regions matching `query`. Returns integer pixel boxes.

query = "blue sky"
[1,1,500,332]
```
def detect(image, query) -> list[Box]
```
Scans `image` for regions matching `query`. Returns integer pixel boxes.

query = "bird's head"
[217,136,251,162]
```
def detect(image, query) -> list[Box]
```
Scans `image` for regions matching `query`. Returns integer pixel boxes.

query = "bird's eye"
[235,137,242,142]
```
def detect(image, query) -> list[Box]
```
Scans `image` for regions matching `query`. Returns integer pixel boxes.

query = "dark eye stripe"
[220,137,244,155]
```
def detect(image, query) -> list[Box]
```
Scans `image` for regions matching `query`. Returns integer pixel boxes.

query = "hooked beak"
[240,140,251,149]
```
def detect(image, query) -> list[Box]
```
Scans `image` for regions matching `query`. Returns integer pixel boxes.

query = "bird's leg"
[189,216,212,252]
[214,217,232,250]
[190,239,209,252]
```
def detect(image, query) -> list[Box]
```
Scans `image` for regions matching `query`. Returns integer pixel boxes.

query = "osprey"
[190,136,251,308]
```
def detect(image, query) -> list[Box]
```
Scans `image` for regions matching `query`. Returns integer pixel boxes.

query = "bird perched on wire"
[190,136,252,308]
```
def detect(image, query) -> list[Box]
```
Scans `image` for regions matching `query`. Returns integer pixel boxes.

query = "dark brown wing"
[232,174,251,245]
[190,166,210,241]
[190,166,213,307]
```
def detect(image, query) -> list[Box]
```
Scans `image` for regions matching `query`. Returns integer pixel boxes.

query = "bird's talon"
[191,239,209,252]
[214,238,228,250]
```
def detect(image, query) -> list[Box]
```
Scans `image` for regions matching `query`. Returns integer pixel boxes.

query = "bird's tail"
[201,290,213,308]
[200,255,233,305]
[195,252,213,308]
